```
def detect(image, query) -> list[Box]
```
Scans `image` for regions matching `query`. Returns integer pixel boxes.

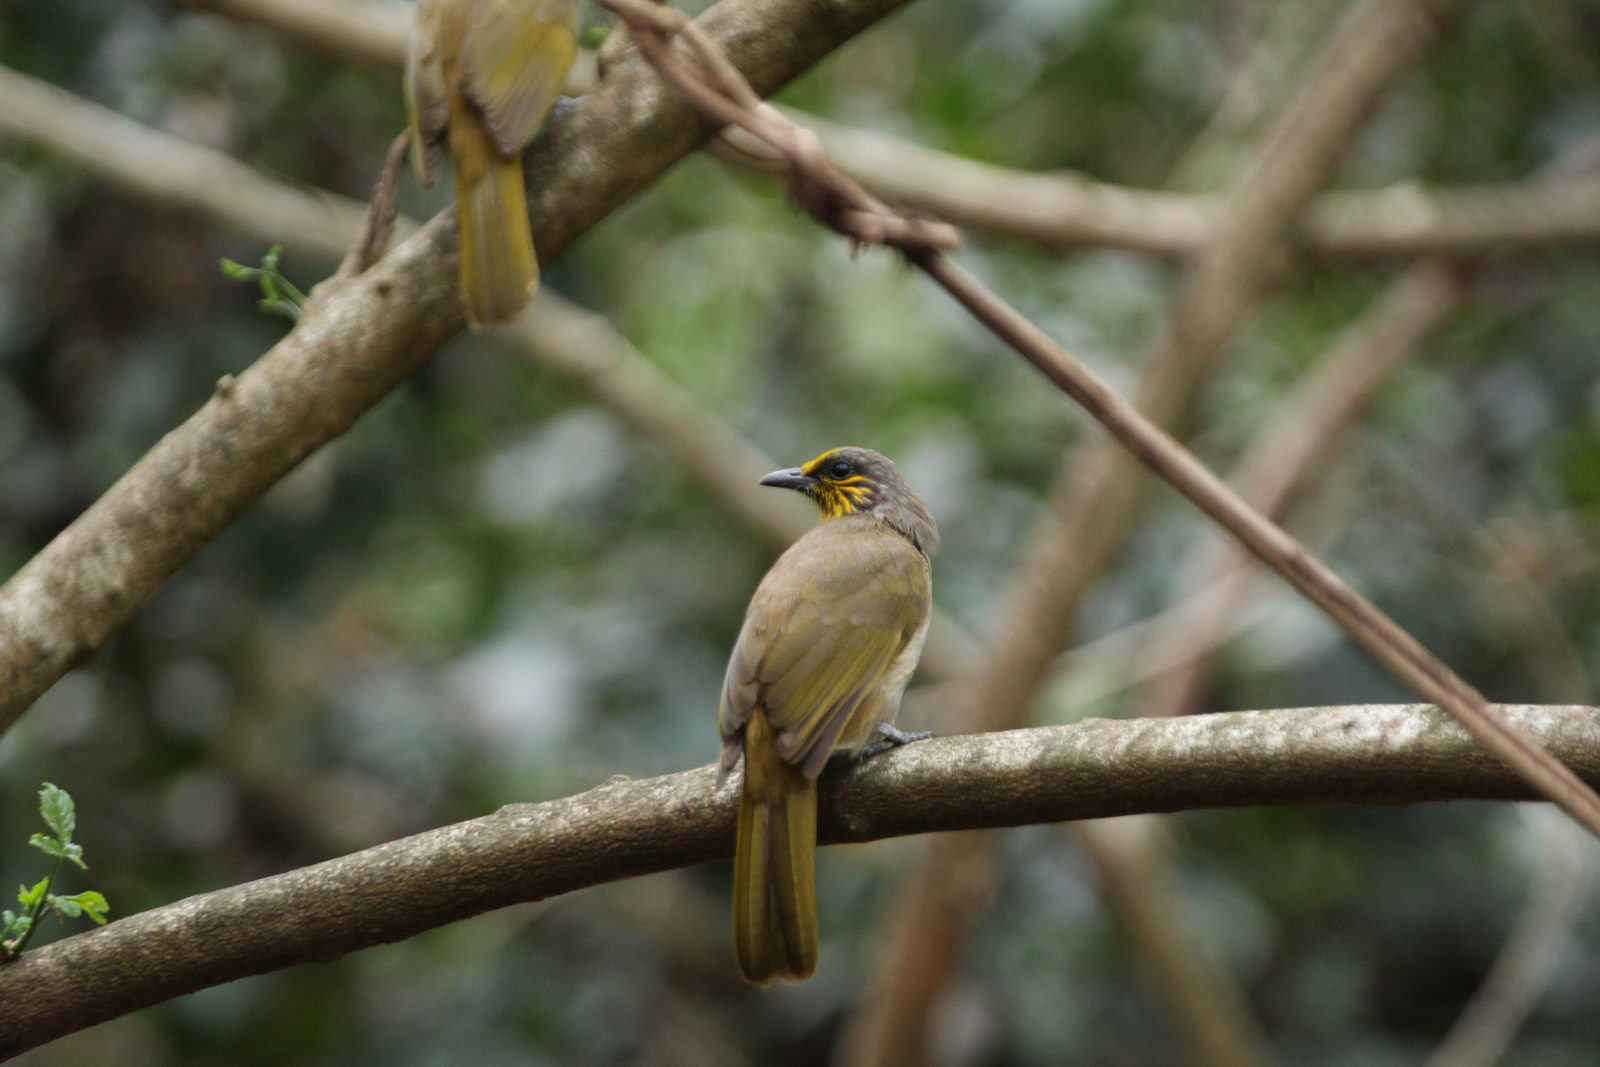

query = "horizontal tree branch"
[1,703,1595,1058]
[0,0,922,732]
[756,116,1600,261]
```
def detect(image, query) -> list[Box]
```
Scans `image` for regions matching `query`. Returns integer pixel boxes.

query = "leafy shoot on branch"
[220,244,306,322]
[1,782,110,961]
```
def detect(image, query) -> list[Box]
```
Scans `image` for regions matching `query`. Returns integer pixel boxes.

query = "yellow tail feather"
[455,148,536,328]
[733,712,819,985]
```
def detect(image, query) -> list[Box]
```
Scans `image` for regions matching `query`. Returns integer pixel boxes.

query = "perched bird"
[404,0,579,327]
[719,447,938,984]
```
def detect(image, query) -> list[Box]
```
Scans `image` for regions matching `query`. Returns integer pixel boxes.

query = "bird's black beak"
[759,467,814,492]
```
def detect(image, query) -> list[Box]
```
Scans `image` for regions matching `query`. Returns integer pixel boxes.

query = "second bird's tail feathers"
[456,148,536,327]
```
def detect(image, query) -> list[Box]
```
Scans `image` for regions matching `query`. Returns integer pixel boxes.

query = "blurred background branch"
[171,0,412,70]
[1139,259,1468,722]
[0,65,375,262]
[720,118,1600,261]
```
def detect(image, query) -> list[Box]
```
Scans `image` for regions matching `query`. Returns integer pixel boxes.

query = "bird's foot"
[855,723,935,761]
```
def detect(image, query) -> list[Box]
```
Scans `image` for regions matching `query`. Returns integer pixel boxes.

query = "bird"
[404,0,579,327]
[718,447,938,984]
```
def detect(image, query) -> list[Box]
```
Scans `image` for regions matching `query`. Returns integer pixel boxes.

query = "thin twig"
[1141,259,1467,718]
[338,130,411,277]
[613,1,959,256]
[1369,448,1600,1067]
[918,247,1600,831]
[839,0,1473,1058]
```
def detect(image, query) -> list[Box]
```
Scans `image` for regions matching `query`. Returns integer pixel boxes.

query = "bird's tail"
[732,711,819,984]
[454,128,536,327]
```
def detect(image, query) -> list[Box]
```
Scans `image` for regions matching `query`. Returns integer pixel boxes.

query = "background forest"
[3,0,1600,1063]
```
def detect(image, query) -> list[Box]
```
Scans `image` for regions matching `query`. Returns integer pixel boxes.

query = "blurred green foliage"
[3,0,1600,1064]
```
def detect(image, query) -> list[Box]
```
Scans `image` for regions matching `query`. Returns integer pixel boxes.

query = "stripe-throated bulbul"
[405,0,578,327]
[718,447,938,984]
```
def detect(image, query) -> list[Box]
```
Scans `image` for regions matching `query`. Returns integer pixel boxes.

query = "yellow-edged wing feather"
[720,516,932,776]
[461,0,580,156]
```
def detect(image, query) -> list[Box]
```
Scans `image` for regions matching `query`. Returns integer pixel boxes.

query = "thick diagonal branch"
[0,0,923,732]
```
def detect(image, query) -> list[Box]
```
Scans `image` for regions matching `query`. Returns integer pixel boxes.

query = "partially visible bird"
[405,0,579,327]
[719,447,938,984]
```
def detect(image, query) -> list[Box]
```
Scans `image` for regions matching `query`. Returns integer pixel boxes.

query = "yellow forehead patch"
[800,448,852,479]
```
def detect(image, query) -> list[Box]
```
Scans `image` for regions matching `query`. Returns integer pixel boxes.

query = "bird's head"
[759,447,938,554]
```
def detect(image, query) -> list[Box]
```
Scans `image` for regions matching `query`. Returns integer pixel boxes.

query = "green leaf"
[28,834,86,869]
[19,878,49,909]
[50,895,82,918]
[38,782,75,841]
[62,891,109,925]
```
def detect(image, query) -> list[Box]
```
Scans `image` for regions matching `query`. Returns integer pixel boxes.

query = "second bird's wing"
[720,521,931,780]
[461,0,580,157]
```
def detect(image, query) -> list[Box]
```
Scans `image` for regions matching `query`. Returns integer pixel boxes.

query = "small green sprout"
[1,783,110,961]
[220,244,306,322]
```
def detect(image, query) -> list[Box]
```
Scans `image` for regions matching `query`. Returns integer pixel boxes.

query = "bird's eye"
[829,460,853,479]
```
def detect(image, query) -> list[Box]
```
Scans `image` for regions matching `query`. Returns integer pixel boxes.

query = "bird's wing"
[719,522,931,780]
[460,0,579,157]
